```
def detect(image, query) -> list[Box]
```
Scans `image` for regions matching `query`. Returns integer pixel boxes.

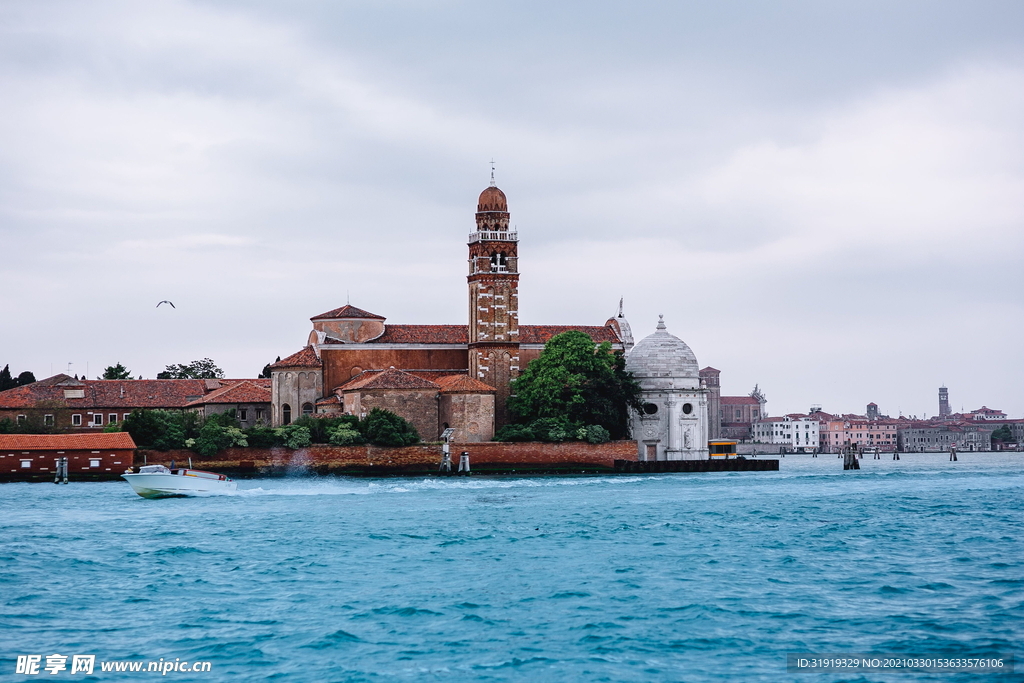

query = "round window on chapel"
[643,403,659,415]
[682,403,693,415]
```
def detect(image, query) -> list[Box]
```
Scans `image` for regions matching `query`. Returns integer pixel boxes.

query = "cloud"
[0,0,1021,416]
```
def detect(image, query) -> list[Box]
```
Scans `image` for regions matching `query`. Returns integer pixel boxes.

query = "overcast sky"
[1,0,1022,418]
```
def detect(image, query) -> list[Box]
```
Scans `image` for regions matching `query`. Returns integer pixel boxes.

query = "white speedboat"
[122,465,237,498]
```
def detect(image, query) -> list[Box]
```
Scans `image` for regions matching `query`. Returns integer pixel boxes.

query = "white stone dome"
[626,316,700,389]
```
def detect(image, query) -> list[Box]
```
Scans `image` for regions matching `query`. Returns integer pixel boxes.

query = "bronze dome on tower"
[477,186,507,213]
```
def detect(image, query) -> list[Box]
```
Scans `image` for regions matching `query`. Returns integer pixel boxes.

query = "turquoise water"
[2,453,1022,681]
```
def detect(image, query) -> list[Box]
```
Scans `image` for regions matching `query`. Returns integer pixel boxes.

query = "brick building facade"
[270,183,635,439]
[1,432,136,478]
[0,374,268,431]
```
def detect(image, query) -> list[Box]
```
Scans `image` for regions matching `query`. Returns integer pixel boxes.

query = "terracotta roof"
[270,346,322,369]
[311,304,385,321]
[721,396,761,405]
[0,377,211,410]
[370,325,468,344]
[519,325,621,344]
[434,375,497,393]
[0,432,136,450]
[331,323,624,345]
[186,381,271,407]
[699,367,721,374]
[338,367,440,392]
[316,395,341,406]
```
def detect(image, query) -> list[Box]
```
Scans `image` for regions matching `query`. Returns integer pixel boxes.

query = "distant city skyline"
[1,1,1022,418]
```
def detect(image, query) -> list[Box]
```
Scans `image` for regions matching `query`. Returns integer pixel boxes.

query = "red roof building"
[1,432,136,479]
[269,183,635,431]
[0,375,269,432]
[185,380,272,427]
[318,368,497,442]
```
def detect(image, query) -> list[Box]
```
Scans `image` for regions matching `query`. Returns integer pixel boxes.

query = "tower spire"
[490,159,496,187]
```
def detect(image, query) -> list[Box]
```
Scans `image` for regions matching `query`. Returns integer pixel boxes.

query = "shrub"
[205,409,240,429]
[295,414,362,444]
[244,426,277,448]
[274,425,312,449]
[328,427,365,446]
[583,424,611,444]
[362,408,419,447]
[191,422,247,457]
[528,417,577,443]
[493,423,535,442]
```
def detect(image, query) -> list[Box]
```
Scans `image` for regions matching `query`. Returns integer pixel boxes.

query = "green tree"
[122,409,201,451]
[991,425,1013,442]
[507,331,642,440]
[16,371,35,386]
[0,365,12,391]
[259,357,280,379]
[362,408,419,447]
[189,422,247,457]
[101,363,133,380]
[157,358,225,379]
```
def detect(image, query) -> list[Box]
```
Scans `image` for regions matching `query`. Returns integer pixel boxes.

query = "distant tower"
[699,367,721,439]
[468,181,520,427]
[866,402,879,420]
[938,386,951,417]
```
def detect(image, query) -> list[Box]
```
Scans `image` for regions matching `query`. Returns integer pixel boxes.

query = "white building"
[752,415,819,453]
[625,316,709,461]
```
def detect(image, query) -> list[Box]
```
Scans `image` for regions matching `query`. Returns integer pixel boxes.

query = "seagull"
[156,301,176,308]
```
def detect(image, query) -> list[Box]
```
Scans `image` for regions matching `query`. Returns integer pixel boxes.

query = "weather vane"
[490,159,496,187]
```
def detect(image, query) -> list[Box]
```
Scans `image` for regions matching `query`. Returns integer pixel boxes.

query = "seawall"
[136,441,640,476]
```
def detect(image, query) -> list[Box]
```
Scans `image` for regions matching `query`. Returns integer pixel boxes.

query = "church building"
[270,182,633,442]
[270,180,708,458]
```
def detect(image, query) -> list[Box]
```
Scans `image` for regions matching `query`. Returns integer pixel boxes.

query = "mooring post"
[950,445,957,462]
[843,445,860,470]
[458,451,470,473]
[439,427,455,472]
[54,457,68,484]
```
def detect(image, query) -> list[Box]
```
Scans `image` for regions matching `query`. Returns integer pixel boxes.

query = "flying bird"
[156,301,176,308]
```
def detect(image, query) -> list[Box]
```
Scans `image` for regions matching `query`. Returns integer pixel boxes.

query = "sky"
[1,0,1022,418]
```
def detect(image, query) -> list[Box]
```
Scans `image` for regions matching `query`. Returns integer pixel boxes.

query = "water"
[3,453,1022,681]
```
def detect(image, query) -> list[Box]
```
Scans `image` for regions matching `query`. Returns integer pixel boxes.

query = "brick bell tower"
[468,178,520,427]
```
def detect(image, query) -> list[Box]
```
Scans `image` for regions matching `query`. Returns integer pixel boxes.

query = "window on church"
[282,404,291,425]
[302,403,314,417]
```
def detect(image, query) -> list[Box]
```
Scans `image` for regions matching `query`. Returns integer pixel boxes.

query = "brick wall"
[357,389,440,441]
[439,393,494,442]
[321,348,468,394]
[136,440,639,475]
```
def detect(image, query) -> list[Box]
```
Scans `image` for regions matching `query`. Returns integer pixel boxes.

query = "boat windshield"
[139,465,171,474]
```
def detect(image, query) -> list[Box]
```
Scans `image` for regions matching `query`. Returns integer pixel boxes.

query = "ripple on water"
[3,457,1023,682]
